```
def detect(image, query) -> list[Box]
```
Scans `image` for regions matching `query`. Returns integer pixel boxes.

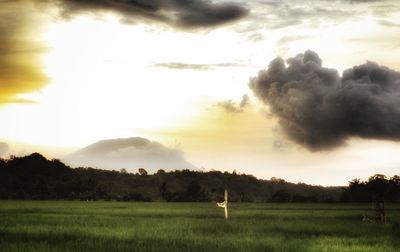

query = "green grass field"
[0,201,399,251]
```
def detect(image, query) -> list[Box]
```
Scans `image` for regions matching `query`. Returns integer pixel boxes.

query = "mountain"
[63,137,195,173]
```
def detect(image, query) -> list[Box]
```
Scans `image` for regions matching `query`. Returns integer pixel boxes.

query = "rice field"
[0,201,399,251]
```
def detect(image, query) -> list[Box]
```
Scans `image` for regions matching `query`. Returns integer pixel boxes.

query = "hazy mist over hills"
[63,137,195,173]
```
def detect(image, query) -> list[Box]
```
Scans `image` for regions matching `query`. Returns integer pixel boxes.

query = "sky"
[1,0,400,185]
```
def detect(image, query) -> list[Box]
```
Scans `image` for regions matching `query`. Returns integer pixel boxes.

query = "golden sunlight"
[3,15,250,148]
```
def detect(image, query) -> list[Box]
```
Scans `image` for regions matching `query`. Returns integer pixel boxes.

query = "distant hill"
[1,153,399,203]
[63,137,195,173]
[0,152,344,202]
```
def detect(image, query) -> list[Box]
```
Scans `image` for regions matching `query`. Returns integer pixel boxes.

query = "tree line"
[0,153,399,204]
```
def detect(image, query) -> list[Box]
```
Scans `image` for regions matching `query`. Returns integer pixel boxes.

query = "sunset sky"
[1,0,400,186]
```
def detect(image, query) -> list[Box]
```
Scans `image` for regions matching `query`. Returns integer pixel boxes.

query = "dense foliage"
[0,153,399,203]
[347,175,400,203]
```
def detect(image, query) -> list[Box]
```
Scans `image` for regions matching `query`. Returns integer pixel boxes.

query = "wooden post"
[217,189,228,219]
[224,189,228,219]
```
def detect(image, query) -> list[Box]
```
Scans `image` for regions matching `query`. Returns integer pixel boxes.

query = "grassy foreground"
[0,201,399,251]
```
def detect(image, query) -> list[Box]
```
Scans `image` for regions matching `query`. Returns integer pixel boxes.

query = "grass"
[0,201,399,251]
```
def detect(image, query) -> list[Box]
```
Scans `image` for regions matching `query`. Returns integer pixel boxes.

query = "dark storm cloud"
[250,50,400,151]
[216,94,249,113]
[0,3,47,103]
[44,0,249,28]
[154,62,243,70]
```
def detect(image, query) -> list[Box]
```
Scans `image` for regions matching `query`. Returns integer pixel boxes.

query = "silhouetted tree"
[366,174,390,223]
[347,174,400,223]
[348,179,370,202]
[138,168,148,176]
[388,175,400,202]
[271,190,291,202]
[158,181,168,201]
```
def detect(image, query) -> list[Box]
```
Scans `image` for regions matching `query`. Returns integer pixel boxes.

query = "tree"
[157,169,166,174]
[138,168,148,176]
[158,181,168,200]
[348,179,370,202]
[366,174,390,223]
[270,189,291,202]
[186,181,201,201]
[388,176,400,202]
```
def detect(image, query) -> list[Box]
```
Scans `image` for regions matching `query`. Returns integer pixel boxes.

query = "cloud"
[64,137,195,172]
[378,20,400,28]
[154,62,243,70]
[0,2,48,103]
[235,0,399,42]
[0,142,10,157]
[277,35,311,44]
[216,94,249,113]
[240,0,355,32]
[372,2,400,18]
[0,0,247,103]
[43,0,249,28]
[247,32,264,42]
[250,50,400,151]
